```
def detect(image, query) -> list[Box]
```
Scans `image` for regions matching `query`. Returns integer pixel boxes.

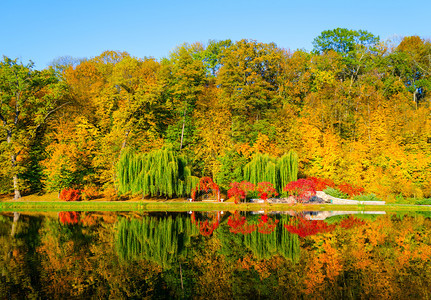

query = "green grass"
[1,200,431,213]
[1,192,430,213]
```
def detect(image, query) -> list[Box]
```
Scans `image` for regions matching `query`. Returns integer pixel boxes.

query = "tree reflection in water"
[0,211,430,299]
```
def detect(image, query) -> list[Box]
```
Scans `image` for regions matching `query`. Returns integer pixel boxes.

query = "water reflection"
[1,211,431,299]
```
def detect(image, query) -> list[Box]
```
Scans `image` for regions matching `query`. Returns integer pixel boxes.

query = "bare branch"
[42,101,72,123]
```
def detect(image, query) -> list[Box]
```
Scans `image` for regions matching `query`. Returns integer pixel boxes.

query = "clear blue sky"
[2,0,430,70]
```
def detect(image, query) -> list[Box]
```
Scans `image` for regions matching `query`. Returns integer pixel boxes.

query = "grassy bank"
[1,200,431,213]
[1,192,430,213]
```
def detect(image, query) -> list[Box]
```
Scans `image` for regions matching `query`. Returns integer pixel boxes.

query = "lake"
[1,210,431,299]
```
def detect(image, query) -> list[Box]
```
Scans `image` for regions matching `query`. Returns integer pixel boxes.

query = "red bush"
[59,188,81,201]
[191,177,220,201]
[256,182,278,202]
[227,181,255,204]
[336,182,364,197]
[283,179,316,202]
[307,177,335,191]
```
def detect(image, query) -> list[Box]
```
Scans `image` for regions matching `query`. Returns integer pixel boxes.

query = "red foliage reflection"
[227,211,257,234]
[191,211,220,236]
[59,211,80,225]
[284,215,366,237]
[257,214,279,234]
[339,215,366,229]
[284,216,335,237]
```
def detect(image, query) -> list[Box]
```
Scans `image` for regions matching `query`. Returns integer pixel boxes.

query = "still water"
[1,210,431,299]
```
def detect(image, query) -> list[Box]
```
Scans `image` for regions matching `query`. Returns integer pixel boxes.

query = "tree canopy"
[1,30,431,201]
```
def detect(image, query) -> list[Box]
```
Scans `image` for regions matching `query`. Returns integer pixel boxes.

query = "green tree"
[163,43,207,151]
[0,57,68,198]
[217,39,284,144]
[393,36,431,106]
[313,28,380,56]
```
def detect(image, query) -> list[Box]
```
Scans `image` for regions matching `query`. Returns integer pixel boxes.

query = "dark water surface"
[1,210,431,299]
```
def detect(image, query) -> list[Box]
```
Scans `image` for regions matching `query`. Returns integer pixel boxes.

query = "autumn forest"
[1,28,431,202]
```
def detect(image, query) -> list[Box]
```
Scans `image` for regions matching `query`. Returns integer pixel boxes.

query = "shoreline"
[1,200,430,212]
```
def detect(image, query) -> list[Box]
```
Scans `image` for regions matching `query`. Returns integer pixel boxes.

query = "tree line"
[1,28,431,200]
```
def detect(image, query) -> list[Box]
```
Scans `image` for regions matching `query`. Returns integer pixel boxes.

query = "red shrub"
[227,181,255,204]
[336,183,364,197]
[283,179,316,202]
[307,177,335,191]
[191,177,220,201]
[256,182,278,202]
[59,188,81,201]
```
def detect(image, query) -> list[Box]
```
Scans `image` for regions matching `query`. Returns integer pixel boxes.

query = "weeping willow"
[243,151,298,192]
[117,147,199,197]
[115,215,199,268]
[278,150,298,190]
[243,216,300,262]
[243,153,278,186]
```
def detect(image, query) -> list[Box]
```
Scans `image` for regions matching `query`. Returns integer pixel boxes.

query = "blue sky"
[2,0,430,70]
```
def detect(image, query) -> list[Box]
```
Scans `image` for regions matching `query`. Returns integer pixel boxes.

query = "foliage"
[117,147,199,198]
[353,193,381,202]
[2,32,431,200]
[336,183,364,197]
[191,177,220,201]
[80,186,102,201]
[58,211,80,225]
[243,153,278,188]
[59,188,81,201]
[313,28,380,56]
[243,151,298,193]
[283,179,317,202]
[307,177,335,191]
[227,211,257,234]
[215,149,246,190]
[0,57,67,198]
[284,216,336,237]
[227,181,255,204]
[278,151,299,190]
[256,182,278,202]
[115,215,199,268]
[323,187,349,199]
[415,198,431,205]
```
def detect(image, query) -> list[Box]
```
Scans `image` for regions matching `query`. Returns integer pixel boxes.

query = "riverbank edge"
[0,201,430,212]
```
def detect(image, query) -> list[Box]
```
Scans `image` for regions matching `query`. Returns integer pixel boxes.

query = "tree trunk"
[7,130,21,199]
[13,174,21,199]
[180,104,187,150]
[11,154,21,200]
